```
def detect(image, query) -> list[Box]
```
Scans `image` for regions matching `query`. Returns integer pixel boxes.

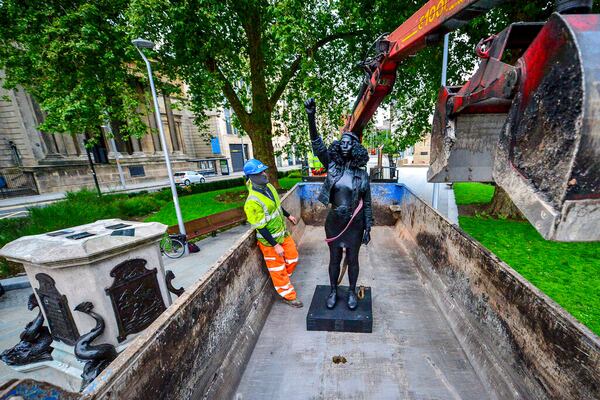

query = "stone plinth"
[0,219,171,350]
[306,285,373,333]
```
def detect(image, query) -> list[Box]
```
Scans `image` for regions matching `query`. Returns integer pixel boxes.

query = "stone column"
[131,137,144,157]
[163,95,181,155]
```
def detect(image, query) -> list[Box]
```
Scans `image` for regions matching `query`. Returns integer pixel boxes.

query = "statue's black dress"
[325,168,365,249]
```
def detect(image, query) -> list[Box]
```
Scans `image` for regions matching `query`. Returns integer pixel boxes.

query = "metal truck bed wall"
[391,185,600,399]
[80,183,599,400]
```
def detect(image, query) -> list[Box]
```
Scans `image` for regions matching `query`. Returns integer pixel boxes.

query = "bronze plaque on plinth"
[35,273,80,345]
[105,259,166,342]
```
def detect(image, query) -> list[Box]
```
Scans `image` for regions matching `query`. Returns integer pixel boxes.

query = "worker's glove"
[304,98,316,115]
[362,227,371,245]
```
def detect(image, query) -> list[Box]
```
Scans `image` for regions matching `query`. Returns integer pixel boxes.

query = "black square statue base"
[306,285,372,333]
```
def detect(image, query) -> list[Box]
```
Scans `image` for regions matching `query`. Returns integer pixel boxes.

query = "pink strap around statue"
[324,198,364,244]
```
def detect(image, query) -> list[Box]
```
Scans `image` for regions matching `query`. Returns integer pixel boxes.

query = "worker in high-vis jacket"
[243,159,303,308]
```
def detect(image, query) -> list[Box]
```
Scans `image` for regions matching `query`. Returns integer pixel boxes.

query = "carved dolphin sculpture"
[74,301,117,391]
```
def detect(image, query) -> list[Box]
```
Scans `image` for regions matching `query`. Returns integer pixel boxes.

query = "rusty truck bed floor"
[235,226,495,400]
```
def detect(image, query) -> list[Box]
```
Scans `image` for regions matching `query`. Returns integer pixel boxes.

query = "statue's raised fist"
[304,98,316,115]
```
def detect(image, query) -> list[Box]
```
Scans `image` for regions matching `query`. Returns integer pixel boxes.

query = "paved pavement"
[0,223,253,387]
[165,224,250,290]
[0,286,36,385]
[0,165,301,216]
[396,166,459,224]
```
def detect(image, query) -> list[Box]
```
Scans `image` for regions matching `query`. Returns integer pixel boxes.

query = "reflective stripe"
[278,287,295,297]
[247,195,280,220]
[251,211,280,229]
[285,258,298,264]
[275,283,291,290]
[247,195,269,216]
[256,230,285,239]
[264,257,277,261]
[267,264,286,272]
[268,209,281,221]
[251,218,268,228]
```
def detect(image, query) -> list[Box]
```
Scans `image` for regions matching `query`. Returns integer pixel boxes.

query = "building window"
[420,151,428,156]
[224,108,233,135]
[175,120,185,152]
[129,165,146,177]
[9,142,22,166]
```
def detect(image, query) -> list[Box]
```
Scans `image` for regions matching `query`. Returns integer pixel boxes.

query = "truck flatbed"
[82,183,600,400]
[236,226,491,399]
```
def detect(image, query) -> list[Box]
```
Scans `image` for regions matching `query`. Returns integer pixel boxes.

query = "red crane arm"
[345,0,505,138]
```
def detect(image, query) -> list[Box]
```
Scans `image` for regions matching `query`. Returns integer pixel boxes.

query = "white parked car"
[173,171,206,185]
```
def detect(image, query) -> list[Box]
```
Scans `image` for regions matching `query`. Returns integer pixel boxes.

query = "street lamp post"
[132,38,186,236]
[83,139,102,197]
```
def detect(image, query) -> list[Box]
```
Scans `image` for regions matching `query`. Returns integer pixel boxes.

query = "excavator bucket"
[428,13,600,241]
[494,13,600,242]
[428,23,543,183]
[428,90,508,183]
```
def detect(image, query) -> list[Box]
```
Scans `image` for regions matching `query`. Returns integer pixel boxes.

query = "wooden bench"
[168,208,247,240]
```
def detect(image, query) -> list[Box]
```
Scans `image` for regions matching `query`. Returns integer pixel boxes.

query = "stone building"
[209,108,253,174]
[0,82,233,196]
[272,128,302,169]
[412,133,431,165]
[396,133,431,166]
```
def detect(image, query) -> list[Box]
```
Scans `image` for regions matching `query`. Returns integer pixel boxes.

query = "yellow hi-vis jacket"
[244,181,287,246]
[308,152,323,169]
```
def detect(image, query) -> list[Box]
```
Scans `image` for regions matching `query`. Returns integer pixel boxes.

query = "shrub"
[287,170,302,178]
[152,188,174,202]
[183,177,247,195]
[0,217,30,249]
[119,197,164,217]
[28,193,120,234]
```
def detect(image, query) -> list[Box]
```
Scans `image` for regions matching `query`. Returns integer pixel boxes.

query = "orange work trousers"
[258,236,299,300]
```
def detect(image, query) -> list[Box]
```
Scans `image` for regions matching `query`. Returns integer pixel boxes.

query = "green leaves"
[3,0,590,159]
[0,0,149,140]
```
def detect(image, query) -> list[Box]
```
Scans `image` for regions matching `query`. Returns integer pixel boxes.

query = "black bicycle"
[160,233,186,259]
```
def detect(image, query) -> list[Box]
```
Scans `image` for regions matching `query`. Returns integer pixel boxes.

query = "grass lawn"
[453,182,495,205]
[455,183,600,336]
[145,177,301,226]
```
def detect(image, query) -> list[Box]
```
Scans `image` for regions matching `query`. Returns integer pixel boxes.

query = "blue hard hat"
[243,159,268,175]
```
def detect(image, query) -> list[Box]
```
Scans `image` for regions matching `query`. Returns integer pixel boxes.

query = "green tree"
[0,1,151,142]
[3,0,596,189]
[363,128,406,166]
[127,0,429,186]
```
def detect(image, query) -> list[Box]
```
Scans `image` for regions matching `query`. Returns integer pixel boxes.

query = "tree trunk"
[246,114,280,188]
[485,186,524,220]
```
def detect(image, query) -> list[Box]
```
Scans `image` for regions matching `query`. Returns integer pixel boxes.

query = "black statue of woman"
[74,301,117,391]
[0,294,53,365]
[305,98,373,310]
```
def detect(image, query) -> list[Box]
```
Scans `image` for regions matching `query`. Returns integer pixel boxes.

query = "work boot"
[326,288,337,309]
[283,298,303,308]
[347,289,358,310]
